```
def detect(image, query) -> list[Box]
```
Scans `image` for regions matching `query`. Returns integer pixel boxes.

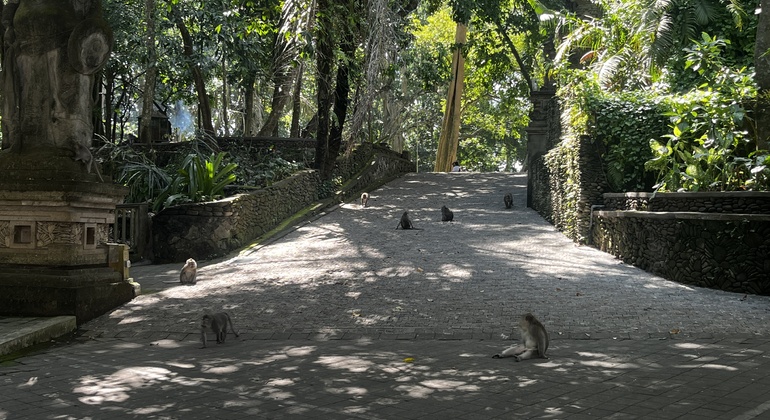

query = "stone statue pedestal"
[0,150,136,324]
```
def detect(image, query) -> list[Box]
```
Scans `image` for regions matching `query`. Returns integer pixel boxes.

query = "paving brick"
[3,173,770,419]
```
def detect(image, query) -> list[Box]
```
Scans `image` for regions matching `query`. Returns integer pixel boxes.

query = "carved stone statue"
[1,0,112,158]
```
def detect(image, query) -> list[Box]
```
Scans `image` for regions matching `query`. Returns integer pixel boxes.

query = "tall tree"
[258,0,311,137]
[756,0,770,150]
[172,5,215,135]
[434,22,467,172]
[139,0,157,143]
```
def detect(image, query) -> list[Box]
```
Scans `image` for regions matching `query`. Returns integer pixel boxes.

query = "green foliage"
[317,176,343,199]
[645,35,768,191]
[585,92,669,192]
[153,152,238,211]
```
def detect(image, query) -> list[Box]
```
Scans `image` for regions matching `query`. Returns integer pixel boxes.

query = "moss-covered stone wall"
[531,134,607,243]
[151,145,413,263]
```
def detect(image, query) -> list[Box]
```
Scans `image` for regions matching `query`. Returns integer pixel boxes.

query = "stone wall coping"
[604,191,770,199]
[594,209,770,222]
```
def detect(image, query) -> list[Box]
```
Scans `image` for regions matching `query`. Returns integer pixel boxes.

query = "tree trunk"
[494,20,533,92]
[221,55,229,136]
[258,70,294,136]
[290,62,304,137]
[174,9,214,136]
[314,0,334,178]
[139,0,157,144]
[323,30,354,179]
[755,0,770,150]
[244,74,257,136]
[434,23,466,172]
[103,68,114,143]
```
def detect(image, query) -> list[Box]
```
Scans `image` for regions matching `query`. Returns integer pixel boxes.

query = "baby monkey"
[441,205,454,222]
[504,193,513,209]
[360,192,370,207]
[200,312,240,348]
[493,313,549,361]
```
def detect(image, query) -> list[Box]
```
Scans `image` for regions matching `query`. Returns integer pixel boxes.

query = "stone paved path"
[2,172,770,419]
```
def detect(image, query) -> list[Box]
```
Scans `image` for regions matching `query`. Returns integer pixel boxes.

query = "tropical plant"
[153,152,238,211]
[645,34,764,191]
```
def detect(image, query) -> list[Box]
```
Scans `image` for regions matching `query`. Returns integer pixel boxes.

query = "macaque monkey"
[200,312,240,348]
[179,258,198,285]
[72,142,104,182]
[396,211,422,230]
[360,192,369,207]
[441,205,454,222]
[504,193,513,209]
[492,313,549,361]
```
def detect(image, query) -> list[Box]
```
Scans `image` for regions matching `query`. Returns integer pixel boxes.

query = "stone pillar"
[0,1,135,324]
[526,88,557,208]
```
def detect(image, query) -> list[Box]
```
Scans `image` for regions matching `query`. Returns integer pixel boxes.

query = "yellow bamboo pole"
[434,23,467,172]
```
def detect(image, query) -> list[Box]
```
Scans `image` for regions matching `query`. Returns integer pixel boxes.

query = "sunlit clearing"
[18,377,37,388]
[677,364,738,371]
[675,343,705,349]
[643,281,694,291]
[285,346,317,357]
[577,352,610,358]
[437,263,473,280]
[132,403,175,415]
[113,342,143,349]
[420,379,479,391]
[580,360,624,368]
[343,405,371,415]
[266,378,296,386]
[545,407,565,416]
[514,377,538,387]
[314,355,373,372]
[151,339,182,349]
[202,365,240,374]
[395,384,434,398]
[74,367,173,405]
[327,386,368,396]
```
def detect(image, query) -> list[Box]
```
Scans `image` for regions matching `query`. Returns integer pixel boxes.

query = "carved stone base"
[0,149,133,323]
[0,266,139,324]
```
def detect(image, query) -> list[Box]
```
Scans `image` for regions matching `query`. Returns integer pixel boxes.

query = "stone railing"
[591,192,770,295]
[151,145,413,263]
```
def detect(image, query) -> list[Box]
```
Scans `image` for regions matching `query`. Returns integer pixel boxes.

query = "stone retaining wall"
[530,135,607,243]
[591,210,770,295]
[603,192,770,214]
[151,170,320,263]
[151,145,413,263]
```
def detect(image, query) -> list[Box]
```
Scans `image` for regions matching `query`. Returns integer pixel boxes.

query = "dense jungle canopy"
[0,0,768,191]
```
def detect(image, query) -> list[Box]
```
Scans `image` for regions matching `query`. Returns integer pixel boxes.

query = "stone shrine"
[0,0,135,323]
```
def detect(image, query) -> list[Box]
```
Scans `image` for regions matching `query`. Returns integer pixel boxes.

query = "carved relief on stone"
[36,222,84,247]
[98,224,109,245]
[0,221,9,248]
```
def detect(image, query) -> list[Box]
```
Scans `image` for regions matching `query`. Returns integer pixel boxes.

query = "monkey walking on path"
[396,211,423,230]
[504,193,513,209]
[360,192,369,207]
[492,313,549,361]
[200,312,240,348]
